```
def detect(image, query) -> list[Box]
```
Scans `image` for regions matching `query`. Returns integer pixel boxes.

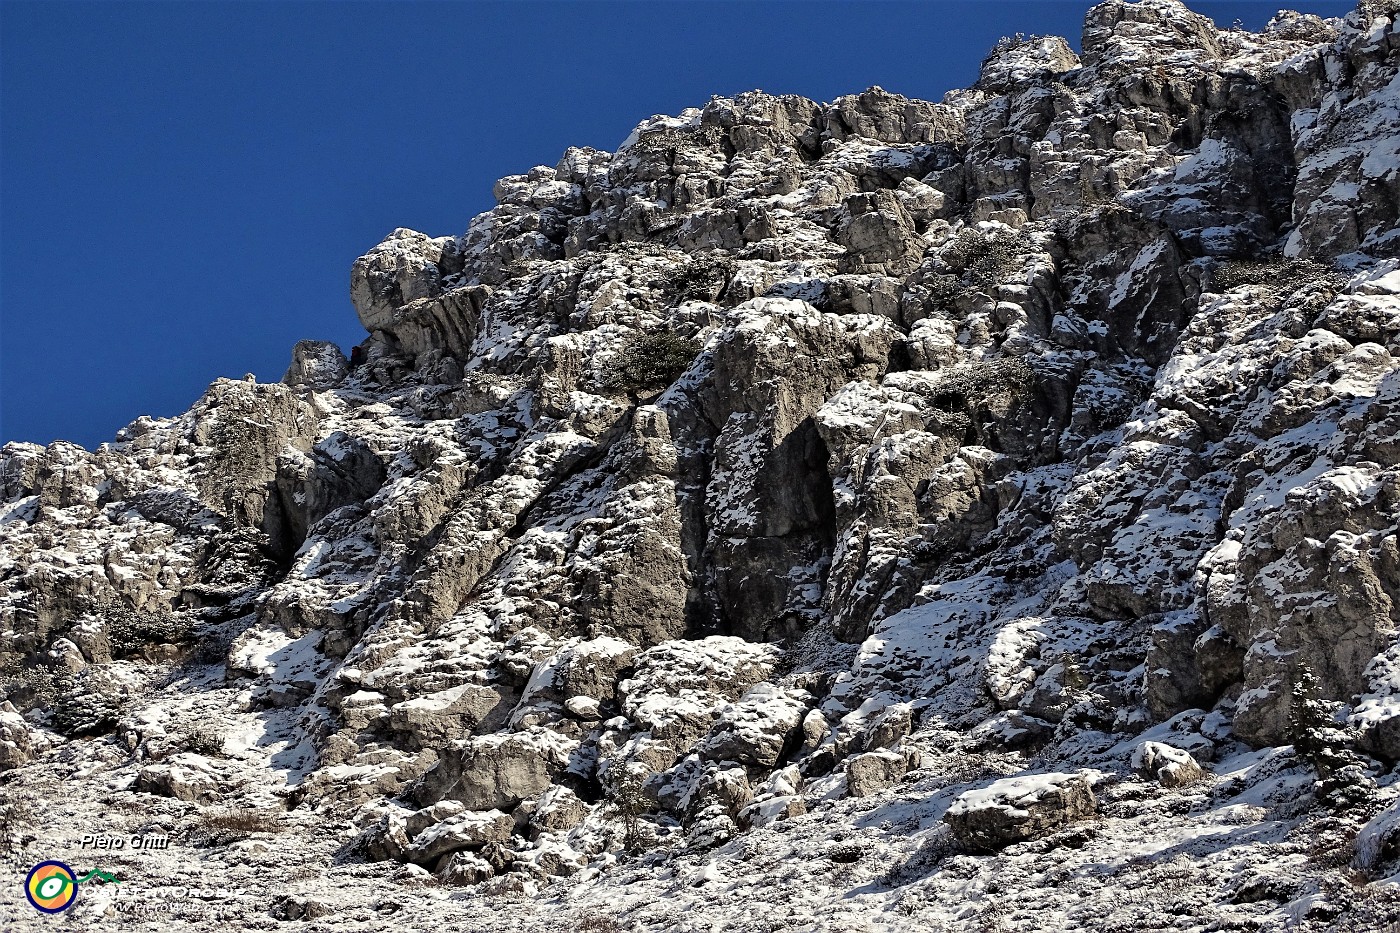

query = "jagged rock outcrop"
[3,3,1400,930]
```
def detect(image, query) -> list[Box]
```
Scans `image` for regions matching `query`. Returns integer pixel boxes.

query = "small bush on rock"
[940,227,1025,288]
[189,807,284,846]
[182,726,227,757]
[662,254,734,302]
[609,768,650,853]
[929,359,1037,414]
[50,670,126,737]
[103,605,193,659]
[1209,257,1342,310]
[604,331,700,394]
[1288,663,1378,813]
[0,664,70,713]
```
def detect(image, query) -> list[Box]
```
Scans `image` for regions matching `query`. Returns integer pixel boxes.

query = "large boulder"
[1132,741,1204,788]
[134,755,228,804]
[404,809,514,866]
[413,730,573,810]
[1081,0,1223,72]
[846,749,916,798]
[697,684,811,769]
[388,683,505,747]
[943,771,1098,851]
[350,228,463,333]
[283,340,349,390]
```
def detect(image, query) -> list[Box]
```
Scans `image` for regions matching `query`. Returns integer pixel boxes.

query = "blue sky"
[1,0,1356,448]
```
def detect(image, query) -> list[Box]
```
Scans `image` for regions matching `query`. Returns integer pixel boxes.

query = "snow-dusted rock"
[414,729,573,811]
[134,754,228,804]
[1132,741,1205,788]
[943,771,1098,850]
[529,784,587,834]
[845,749,914,797]
[283,340,349,390]
[3,1,1400,928]
[697,683,811,769]
[0,702,33,770]
[388,683,503,747]
[404,809,514,866]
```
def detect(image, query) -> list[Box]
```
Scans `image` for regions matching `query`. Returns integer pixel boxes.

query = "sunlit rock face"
[3,2,1400,930]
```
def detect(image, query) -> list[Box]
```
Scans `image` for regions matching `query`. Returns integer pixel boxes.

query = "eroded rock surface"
[4,3,1400,931]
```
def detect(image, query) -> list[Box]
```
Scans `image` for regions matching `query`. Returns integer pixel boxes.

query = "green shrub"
[663,254,734,302]
[631,124,724,155]
[50,671,126,737]
[609,768,650,854]
[940,227,1025,289]
[103,605,192,659]
[1288,662,1377,812]
[1209,257,1342,308]
[928,359,1037,413]
[0,663,70,712]
[182,726,227,757]
[605,331,700,394]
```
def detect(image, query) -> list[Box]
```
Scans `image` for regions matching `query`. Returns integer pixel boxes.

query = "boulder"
[529,785,588,834]
[0,702,33,770]
[134,755,226,804]
[860,703,912,751]
[414,730,573,810]
[944,771,1098,851]
[436,851,496,886]
[362,812,411,862]
[404,809,514,866]
[697,684,811,769]
[846,749,914,797]
[388,683,503,747]
[1132,741,1205,788]
[404,800,468,837]
[349,227,462,333]
[283,340,349,390]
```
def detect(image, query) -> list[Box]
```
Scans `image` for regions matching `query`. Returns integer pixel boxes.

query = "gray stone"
[944,772,1098,851]
[388,684,504,747]
[283,340,349,390]
[846,750,914,797]
[1132,741,1205,788]
[414,730,571,810]
[404,809,514,865]
[0,703,33,771]
[529,785,588,834]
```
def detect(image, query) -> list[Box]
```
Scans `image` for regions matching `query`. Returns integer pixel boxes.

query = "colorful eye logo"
[25,861,78,913]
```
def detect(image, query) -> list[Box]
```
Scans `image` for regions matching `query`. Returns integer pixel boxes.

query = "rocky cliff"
[4,1,1400,929]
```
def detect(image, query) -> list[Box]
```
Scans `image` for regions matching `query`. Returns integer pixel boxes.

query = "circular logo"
[25,861,78,914]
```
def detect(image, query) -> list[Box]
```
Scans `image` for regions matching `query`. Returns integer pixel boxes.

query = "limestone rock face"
[1282,9,1400,260]
[977,36,1081,94]
[845,749,915,797]
[134,755,227,804]
[350,228,464,334]
[403,809,514,866]
[3,2,1400,927]
[1081,0,1223,72]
